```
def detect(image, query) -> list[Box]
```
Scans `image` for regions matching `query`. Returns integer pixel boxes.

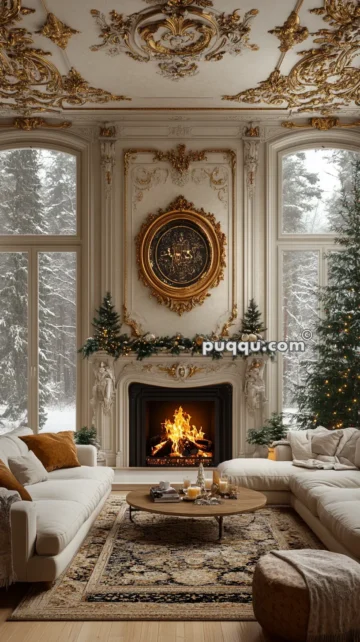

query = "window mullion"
[28,248,39,433]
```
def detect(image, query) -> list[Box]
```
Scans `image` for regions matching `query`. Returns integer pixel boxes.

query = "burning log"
[149,407,213,461]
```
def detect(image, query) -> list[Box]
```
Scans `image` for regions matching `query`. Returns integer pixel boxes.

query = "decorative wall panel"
[122,145,238,336]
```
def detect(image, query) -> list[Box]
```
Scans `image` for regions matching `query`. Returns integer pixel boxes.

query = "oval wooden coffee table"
[126,488,267,540]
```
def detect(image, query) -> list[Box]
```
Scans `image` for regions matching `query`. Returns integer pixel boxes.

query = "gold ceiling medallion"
[269,9,309,52]
[223,0,360,114]
[282,117,360,130]
[136,195,226,316]
[154,144,207,174]
[0,1,130,114]
[36,12,79,49]
[90,3,259,81]
[0,117,71,130]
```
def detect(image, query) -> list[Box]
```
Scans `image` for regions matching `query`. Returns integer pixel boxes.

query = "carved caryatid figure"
[245,359,266,411]
[92,361,116,415]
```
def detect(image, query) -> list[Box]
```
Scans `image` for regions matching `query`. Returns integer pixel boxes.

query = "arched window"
[0,146,79,434]
[269,141,360,417]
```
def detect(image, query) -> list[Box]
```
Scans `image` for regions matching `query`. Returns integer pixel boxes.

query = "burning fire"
[151,406,212,459]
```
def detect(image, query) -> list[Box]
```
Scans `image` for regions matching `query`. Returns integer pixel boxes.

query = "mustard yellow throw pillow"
[20,431,81,473]
[0,459,32,501]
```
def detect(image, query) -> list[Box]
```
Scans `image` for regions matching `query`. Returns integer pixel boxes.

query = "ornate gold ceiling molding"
[90,2,259,81]
[0,1,130,114]
[36,12,79,50]
[223,0,360,114]
[282,117,360,130]
[0,117,71,130]
[269,7,309,53]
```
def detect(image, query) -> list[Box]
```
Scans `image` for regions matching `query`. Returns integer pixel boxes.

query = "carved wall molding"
[36,12,79,49]
[0,117,71,130]
[223,0,360,114]
[0,1,130,114]
[90,2,259,81]
[168,125,193,137]
[100,138,116,194]
[243,136,260,199]
[282,117,360,130]
[131,163,229,210]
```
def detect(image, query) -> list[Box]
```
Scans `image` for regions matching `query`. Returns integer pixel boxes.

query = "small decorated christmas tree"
[79,293,122,358]
[241,298,267,336]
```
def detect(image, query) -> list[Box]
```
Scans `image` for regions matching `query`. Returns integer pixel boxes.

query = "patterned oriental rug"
[11,495,322,621]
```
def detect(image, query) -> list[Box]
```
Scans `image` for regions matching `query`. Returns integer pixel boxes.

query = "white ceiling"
[7,0,360,112]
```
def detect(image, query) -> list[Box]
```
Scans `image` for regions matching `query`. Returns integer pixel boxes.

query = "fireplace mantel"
[89,351,267,467]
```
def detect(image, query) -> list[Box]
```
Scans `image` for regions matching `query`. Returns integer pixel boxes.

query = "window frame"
[0,135,89,433]
[266,130,360,415]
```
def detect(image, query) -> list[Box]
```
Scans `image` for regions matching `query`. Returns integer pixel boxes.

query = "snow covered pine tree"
[296,157,360,429]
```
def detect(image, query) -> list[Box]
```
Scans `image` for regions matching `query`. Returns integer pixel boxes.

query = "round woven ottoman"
[252,553,310,641]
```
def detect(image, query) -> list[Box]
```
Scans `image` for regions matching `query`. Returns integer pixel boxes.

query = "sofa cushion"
[317,490,360,559]
[336,428,360,466]
[47,465,114,485]
[0,428,32,465]
[311,430,342,459]
[0,458,32,501]
[290,470,360,514]
[8,450,48,486]
[20,431,81,472]
[28,479,109,520]
[217,459,311,492]
[34,500,88,556]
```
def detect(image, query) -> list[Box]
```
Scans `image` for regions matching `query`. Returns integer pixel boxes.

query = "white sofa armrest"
[11,501,37,580]
[272,443,293,461]
[76,444,97,467]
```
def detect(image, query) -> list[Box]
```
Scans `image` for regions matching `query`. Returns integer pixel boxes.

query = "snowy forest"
[0,148,77,434]
[282,148,360,411]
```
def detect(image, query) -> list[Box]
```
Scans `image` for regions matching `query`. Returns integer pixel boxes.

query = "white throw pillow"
[355,437,360,469]
[8,450,48,486]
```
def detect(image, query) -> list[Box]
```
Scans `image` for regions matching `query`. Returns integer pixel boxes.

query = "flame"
[151,406,212,458]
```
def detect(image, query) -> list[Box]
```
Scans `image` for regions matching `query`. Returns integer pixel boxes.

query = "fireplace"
[129,383,232,467]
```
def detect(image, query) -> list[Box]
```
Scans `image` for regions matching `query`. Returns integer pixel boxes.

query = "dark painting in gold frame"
[136,195,226,316]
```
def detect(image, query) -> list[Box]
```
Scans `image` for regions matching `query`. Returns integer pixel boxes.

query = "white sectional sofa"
[0,428,114,582]
[218,435,360,562]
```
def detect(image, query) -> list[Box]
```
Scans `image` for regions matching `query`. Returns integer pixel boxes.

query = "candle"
[187,486,200,500]
[183,478,191,490]
[204,478,212,490]
[219,480,228,494]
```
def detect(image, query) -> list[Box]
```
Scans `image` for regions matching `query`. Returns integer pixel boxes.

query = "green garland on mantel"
[79,293,274,362]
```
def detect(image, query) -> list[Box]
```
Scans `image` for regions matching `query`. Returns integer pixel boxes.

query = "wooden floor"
[0,584,270,642]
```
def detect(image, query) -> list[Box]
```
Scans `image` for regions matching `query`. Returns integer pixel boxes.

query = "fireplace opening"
[129,383,232,468]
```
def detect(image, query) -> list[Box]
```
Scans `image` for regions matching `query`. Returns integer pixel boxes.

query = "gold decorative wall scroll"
[282,117,360,130]
[36,12,79,49]
[136,195,226,316]
[0,117,71,130]
[154,145,207,174]
[0,1,130,114]
[90,2,259,81]
[223,0,360,114]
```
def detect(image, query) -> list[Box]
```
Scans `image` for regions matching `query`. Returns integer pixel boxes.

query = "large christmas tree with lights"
[296,158,360,429]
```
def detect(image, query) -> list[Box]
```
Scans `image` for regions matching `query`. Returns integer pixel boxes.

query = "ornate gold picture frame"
[136,195,226,316]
